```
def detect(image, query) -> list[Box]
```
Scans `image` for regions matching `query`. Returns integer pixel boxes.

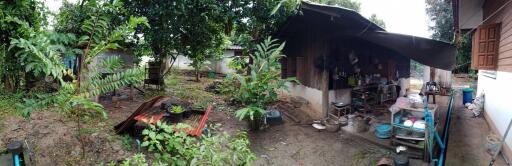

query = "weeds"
[163,70,217,109]
[141,121,256,165]
[104,153,148,166]
[351,147,389,166]
[0,91,24,121]
[122,134,133,151]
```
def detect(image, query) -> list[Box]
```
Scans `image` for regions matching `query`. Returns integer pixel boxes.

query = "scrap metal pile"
[114,96,212,137]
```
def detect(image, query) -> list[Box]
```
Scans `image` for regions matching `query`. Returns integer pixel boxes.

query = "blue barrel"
[463,88,474,105]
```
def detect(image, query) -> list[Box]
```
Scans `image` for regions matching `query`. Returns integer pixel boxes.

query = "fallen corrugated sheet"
[114,96,168,134]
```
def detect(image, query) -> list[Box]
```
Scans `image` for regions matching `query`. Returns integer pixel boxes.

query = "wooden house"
[454,0,512,160]
[276,2,456,118]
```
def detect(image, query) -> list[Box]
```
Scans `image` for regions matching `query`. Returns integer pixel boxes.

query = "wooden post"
[322,69,329,118]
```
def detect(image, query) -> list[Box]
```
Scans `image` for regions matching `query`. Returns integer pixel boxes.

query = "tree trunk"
[161,55,177,76]
[2,75,14,92]
[195,67,200,82]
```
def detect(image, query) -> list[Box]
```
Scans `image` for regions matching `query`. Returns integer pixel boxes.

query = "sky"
[359,0,432,38]
[43,0,432,38]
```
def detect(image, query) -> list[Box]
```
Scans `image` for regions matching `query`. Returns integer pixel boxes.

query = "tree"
[174,0,229,82]
[123,0,230,81]
[232,0,299,75]
[0,0,46,91]
[426,0,454,42]
[426,0,457,85]
[369,14,386,29]
[122,0,180,76]
[311,0,361,12]
[12,0,149,157]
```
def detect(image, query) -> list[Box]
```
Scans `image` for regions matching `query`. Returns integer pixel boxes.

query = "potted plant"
[168,105,185,123]
[235,106,267,130]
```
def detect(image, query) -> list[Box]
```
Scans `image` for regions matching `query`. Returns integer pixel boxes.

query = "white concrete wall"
[174,50,236,74]
[209,50,235,74]
[477,70,512,151]
[284,83,351,119]
[174,55,195,70]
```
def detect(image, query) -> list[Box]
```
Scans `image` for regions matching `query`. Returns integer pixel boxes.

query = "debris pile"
[465,93,484,117]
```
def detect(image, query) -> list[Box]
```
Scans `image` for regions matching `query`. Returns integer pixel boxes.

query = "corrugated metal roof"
[226,45,243,50]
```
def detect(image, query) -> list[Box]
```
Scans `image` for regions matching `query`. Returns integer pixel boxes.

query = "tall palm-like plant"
[230,37,298,129]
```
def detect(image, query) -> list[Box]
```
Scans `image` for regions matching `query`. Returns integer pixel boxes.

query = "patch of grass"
[351,148,389,166]
[164,69,216,105]
[0,91,24,123]
[143,90,167,99]
[166,73,180,87]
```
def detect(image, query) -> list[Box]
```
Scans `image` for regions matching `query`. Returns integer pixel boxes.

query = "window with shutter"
[471,23,501,70]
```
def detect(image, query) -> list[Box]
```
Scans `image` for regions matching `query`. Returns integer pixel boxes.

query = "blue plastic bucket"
[463,88,474,105]
[375,124,392,139]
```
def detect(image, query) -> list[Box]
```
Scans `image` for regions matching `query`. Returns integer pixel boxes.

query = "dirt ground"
[0,72,502,166]
[0,102,140,165]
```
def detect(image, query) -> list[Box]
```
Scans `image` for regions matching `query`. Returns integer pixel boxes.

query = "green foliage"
[119,153,149,166]
[233,0,298,54]
[124,0,232,80]
[454,35,472,74]
[11,9,149,119]
[141,121,256,165]
[235,106,266,121]
[122,0,180,62]
[0,91,24,119]
[0,0,46,91]
[368,14,386,29]
[310,0,361,12]
[141,122,196,164]
[122,134,133,151]
[170,105,185,114]
[426,0,454,42]
[225,38,298,109]
[9,32,76,85]
[227,56,248,73]
[104,153,149,166]
[55,0,128,38]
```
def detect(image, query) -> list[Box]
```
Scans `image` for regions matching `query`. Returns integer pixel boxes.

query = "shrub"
[223,37,298,120]
[141,121,256,165]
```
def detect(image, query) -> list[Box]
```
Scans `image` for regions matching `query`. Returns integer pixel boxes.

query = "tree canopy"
[122,0,298,80]
[369,14,386,29]
[426,0,454,42]
[311,0,361,12]
[0,0,46,91]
